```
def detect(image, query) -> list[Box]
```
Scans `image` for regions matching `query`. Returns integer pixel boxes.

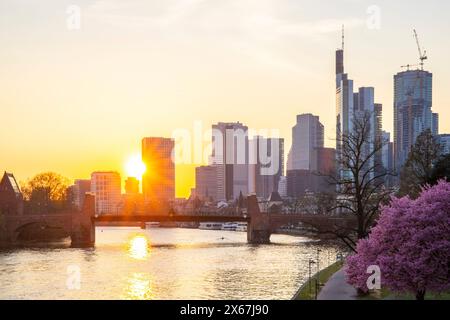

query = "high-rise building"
[249,137,284,200]
[195,165,218,200]
[90,171,121,215]
[125,177,139,195]
[438,134,450,155]
[312,147,336,194]
[289,114,324,171]
[381,131,394,187]
[336,44,355,179]
[287,170,314,198]
[211,122,249,201]
[73,179,91,210]
[394,69,433,173]
[353,88,384,182]
[432,113,439,136]
[277,176,287,198]
[142,137,175,202]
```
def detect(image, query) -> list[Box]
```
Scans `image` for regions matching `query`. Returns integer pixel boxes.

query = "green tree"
[21,172,70,213]
[429,153,450,185]
[399,129,442,198]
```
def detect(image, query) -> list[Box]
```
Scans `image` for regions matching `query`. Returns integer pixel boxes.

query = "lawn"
[293,260,344,300]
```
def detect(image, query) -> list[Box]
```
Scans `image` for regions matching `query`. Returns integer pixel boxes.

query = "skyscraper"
[432,113,439,136]
[438,134,450,155]
[90,171,121,215]
[335,41,354,178]
[211,122,249,201]
[394,69,433,173]
[142,137,175,202]
[195,165,218,200]
[125,177,139,195]
[249,137,284,200]
[381,131,394,187]
[289,114,324,171]
[353,88,383,182]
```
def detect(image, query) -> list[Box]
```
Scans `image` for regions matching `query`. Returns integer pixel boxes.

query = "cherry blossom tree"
[345,181,450,300]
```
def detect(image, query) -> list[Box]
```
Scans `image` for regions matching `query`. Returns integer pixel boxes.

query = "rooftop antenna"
[341,25,345,51]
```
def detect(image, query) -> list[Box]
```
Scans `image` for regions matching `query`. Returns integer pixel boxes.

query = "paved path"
[317,269,358,300]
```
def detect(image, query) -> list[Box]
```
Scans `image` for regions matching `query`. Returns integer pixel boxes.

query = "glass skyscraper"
[393,70,433,172]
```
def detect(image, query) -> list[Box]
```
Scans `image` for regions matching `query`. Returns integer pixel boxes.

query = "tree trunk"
[416,289,426,300]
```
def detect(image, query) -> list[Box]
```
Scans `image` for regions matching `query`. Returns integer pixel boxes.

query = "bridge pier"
[246,195,271,244]
[71,194,95,247]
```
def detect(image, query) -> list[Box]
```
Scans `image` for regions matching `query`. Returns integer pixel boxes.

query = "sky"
[1,0,450,198]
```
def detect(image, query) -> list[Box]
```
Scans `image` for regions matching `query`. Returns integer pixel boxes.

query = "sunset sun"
[125,155,146,180]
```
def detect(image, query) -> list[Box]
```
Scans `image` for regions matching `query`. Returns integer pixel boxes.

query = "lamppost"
[308,259,316,298]
[316,249,322,298]
[316,249,321,277]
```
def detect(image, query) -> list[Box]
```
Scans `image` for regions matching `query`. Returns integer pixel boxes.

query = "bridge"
[1,193,352,247]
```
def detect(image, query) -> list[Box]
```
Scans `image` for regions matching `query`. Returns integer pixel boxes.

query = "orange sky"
[1,0,450,198]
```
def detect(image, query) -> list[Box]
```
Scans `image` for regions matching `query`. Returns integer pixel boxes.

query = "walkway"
[317,269,358,300]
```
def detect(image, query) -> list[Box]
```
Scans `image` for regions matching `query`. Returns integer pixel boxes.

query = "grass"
[293,260,344,300]
[292,260,450,300]
[355,286,450,300]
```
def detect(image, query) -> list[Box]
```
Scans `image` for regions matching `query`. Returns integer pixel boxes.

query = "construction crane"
[401,64,420,71]
[413,29,427,70]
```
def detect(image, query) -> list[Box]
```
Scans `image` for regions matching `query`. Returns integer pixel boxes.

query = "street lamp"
[308,259,316,298]
[316,249,322,277]
[316,249,322,298]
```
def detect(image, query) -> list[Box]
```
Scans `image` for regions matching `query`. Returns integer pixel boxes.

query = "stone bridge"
[1,193,351,247]
[0,194,96,247]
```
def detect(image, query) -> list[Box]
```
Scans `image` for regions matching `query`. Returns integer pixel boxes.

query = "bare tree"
[320,112,394,252]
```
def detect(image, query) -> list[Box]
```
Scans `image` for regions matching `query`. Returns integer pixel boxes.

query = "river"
[0,227,341,299]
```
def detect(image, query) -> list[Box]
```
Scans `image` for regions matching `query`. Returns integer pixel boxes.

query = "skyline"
[1,0,450,197]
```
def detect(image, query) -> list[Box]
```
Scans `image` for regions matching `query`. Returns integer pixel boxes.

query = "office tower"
[125,177,139,195]
[195,165,218,200]
[142,137,175,202]
[90,171,121,215]
[438,134,450,155]
[312,147,336,193]
[278,176,287,198]
[394,69,433,173]
[287,147,336,197]
[336,39,355,178]
[73,179,91,210]
[381,131,394,187]
[287,170,314,198]
[211,122,249,201]
[432,113,439,136]
[353,88,384,182]
[289,114,324,171]
[249,137,284,200]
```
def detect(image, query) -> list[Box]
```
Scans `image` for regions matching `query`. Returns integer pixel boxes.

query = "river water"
[0,227,341,299]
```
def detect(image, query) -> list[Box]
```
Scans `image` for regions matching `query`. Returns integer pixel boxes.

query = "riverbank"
[292,260,344,300]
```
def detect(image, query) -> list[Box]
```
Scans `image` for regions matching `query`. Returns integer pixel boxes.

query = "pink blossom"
[345,181,450,298]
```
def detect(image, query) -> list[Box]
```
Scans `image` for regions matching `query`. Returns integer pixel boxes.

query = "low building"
[73,179,91,210]
[0,172,23,216]
[90,171,121,215]
[195,165,218,201]
[438,134,450,155]
[125,177,139,195]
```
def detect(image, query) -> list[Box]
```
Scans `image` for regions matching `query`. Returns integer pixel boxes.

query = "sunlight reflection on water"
[0,227,342,300]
